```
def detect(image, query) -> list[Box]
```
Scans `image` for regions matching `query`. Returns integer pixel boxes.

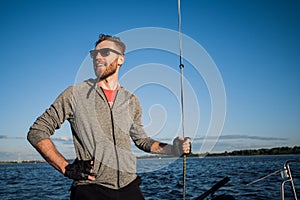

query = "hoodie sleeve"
[129,94,156,152]
[27,86,74,146]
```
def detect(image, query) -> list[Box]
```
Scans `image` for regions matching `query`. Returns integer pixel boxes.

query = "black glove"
[64,158,95,180]
[172,137,191,157]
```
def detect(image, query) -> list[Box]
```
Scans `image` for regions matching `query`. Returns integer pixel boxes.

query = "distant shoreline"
[1,146,299,164]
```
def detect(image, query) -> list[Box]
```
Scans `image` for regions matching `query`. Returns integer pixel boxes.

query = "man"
[27,34,191,200]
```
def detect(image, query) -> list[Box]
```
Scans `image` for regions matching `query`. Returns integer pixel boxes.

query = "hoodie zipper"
[108,90,121,189]
[110,108,121,189]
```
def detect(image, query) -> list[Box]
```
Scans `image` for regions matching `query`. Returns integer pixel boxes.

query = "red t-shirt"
[102,88,118,108]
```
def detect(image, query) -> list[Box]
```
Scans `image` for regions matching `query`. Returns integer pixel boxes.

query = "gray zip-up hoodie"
[27,79,156,189]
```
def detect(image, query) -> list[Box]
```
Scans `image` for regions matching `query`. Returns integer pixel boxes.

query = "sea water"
[0,155,299,200]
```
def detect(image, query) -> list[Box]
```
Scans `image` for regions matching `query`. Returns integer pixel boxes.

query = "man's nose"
[95,52,102,58]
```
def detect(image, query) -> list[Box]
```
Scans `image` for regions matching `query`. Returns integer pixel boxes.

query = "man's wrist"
[150,142,172,154]
[61,161,69,175]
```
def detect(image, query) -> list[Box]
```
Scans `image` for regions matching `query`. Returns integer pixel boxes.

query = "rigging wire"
[229,168,284,191]
[178,0,183,67]
[177,0,186,199]
[245,169,283,186]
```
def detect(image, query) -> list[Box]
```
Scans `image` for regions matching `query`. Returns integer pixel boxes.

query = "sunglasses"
[89,48,122,58]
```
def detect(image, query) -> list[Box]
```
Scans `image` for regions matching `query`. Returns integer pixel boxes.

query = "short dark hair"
[95,34,126,55]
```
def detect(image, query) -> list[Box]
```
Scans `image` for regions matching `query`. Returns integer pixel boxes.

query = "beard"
[94,58,119,80]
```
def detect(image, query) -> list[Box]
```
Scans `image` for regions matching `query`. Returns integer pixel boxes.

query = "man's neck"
[98,76,119,90]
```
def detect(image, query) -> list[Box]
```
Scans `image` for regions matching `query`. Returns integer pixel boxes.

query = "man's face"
[92,40,124,79]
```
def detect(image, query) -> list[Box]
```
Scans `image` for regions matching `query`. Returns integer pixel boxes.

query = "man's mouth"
[95,63,106,68]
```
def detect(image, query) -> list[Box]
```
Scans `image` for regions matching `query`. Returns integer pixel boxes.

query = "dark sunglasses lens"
[99,49,110,57]
[90,49,111,58]
[90,50,97,58]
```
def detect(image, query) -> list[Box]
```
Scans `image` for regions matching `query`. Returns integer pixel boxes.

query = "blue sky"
[0,0,299,161]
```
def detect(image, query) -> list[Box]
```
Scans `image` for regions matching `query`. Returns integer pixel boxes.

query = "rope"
[177,0,186,199]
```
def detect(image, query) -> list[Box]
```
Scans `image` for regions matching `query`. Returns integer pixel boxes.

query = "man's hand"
[172,136,191,157]
[64,158,96,181]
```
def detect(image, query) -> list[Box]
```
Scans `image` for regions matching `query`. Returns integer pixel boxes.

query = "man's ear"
[118,55,125,66]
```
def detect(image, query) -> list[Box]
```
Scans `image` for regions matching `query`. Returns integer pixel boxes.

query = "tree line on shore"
[201,146,300,157]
